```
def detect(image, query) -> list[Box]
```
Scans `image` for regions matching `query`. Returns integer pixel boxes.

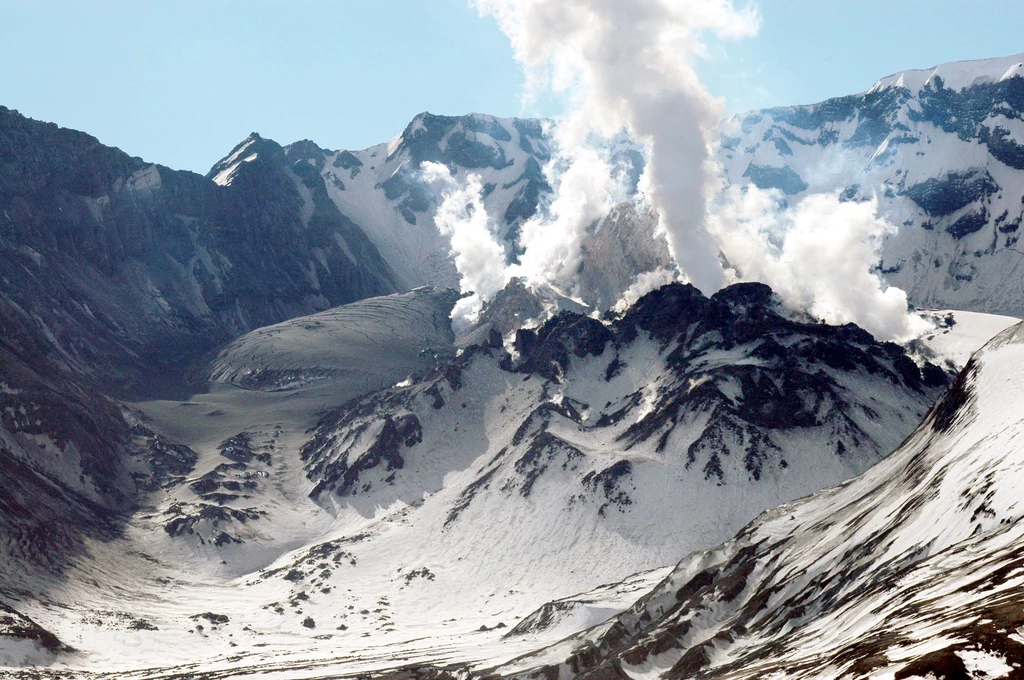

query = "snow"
[8,55,1024,680]
[322,143,461,290]
[386,131,405,159]
[723,53,1024,317]
[868,52,1024,93]
[497,320,1024,679]
[957,649,1013,678]
[211,153,259,186]
[0,285,944,678]
[911,309,1020,370]
[320,113,557,294]
[211,137,262,186]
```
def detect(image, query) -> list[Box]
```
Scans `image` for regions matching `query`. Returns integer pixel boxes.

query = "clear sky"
[2,0,1022,174]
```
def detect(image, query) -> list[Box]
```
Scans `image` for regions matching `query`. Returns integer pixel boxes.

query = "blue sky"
[2,0,1022,174]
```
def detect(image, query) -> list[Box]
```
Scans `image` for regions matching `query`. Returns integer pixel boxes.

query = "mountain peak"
[206,132,285,185]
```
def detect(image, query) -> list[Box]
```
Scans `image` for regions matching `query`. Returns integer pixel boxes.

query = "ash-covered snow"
[208,287,459,391]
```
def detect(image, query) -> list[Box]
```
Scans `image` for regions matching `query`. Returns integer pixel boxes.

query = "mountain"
[287,280,949,629]
[211,54,1024,320]
[2,52,1023,679]
[493,320,1024,680]
[207,285,458,392]
[270,112,662,311]
[722,53,1024,315]
[1,108,399,397]
[0,107,403,587]
[0,281,951,675]
[0,104,658,588]
[311,113,552,290]
[205,54,1024,319]
[0,288,463,667]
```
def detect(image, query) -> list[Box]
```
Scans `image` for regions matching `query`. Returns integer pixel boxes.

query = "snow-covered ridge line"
[868,51,1024,94]
[723,51,1024,317]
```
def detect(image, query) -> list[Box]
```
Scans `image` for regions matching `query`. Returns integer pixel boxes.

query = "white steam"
[475,0,758,295]
[435,0,926,343]
[711,186,929,341]
[421,162,509,331]
[612,267,679,314]
[510,143,626,293]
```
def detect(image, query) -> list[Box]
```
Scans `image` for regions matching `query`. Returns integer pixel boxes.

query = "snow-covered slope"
[496,321,1024,680]
[722,53,1024,315]
[0,109,401,576]
[194,55,1024,319]
[248,54,1024,318]
[0,289,457,668]
[208,287,458,391]
[868,53,1024,95]
[911,308,1020,371]
[297,282,947,592]
[0,283,949,677]
[283,114,553,291]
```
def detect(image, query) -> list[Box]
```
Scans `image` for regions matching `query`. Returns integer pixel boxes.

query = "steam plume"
[456,0,924,342]
[421,163,509,331]
[510,143,625,294]
[710,186,928,341]
[475,0,758,295]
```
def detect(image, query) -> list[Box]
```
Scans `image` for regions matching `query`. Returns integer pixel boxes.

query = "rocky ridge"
[488,322,1024,680]
[722,53,1024,315]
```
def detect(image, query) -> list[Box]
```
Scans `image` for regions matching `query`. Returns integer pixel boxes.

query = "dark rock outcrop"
[302,281,949,509]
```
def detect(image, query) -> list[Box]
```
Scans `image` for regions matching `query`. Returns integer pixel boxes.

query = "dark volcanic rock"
[904,168,998,217]
[742,163,808,195]
[0,601,69,654]
[514,314,614,382]
[306,413,424,498]
[302,281,950,510]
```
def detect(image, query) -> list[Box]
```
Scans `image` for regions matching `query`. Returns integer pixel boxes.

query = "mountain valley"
[2,52,1024,679]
